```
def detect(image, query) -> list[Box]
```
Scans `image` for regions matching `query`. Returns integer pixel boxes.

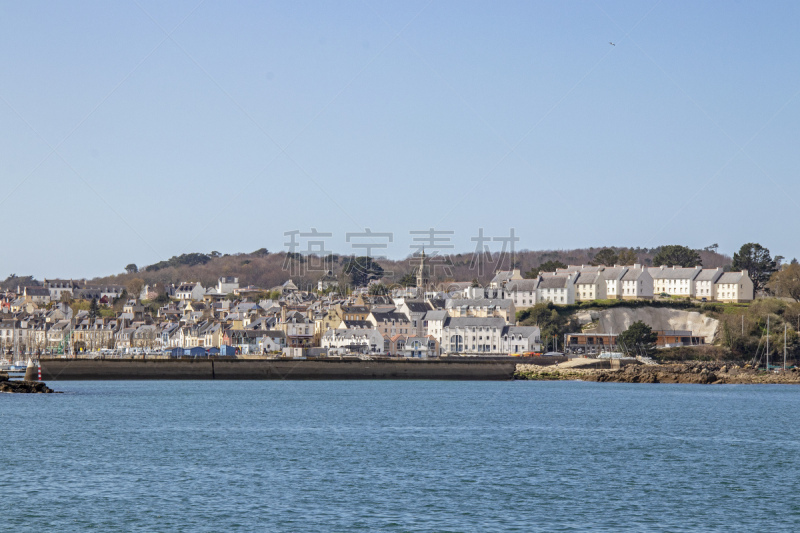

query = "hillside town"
[0,252,755,359]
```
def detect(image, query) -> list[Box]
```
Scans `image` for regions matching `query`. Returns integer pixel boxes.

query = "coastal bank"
[38,357,565,381]
[515,361,800,385]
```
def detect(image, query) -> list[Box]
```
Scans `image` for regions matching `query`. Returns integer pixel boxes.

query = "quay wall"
[37,358,551,381]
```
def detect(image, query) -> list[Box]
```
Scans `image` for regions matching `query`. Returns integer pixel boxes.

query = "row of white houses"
[494,265,754,308]
[322,316,542,357]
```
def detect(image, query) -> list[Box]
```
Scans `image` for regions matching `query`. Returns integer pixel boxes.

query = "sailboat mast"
[766,315,770,371]
[784,323,787,371]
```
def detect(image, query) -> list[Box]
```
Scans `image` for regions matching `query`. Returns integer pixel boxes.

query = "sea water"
[2,380,799,532]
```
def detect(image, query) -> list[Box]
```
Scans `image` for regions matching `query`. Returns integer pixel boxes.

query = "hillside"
[1,246,732,291]
[84,246,731,290]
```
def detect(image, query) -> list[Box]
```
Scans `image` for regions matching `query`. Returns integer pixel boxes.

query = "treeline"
[0,274,42,291]
[84,244,733,291]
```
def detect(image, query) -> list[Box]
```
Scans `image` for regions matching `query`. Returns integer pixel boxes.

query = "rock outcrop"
[516,362,800,385]
[0,373,56,393]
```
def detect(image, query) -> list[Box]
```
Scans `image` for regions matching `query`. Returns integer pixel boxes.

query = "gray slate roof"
[403,300,432,313]
[575,272,603,285]
[717,272,745,284]
[504,326,541,337]
[505,280,539,291]
[537,275,572,289]
[649,267,701,280]
[443,317,507,328]
[600,267,627,280]
[370,311,410,323]
[445,299,513,310]
[424,310,449,321]
[695,268,724,281]
[621,268,646,281]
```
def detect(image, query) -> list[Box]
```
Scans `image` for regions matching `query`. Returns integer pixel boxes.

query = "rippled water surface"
[2,380,800,531]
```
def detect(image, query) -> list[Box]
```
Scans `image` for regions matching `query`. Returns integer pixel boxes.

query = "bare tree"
[127,278,146,301]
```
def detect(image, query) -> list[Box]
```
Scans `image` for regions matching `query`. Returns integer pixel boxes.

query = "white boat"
[597,351,627,359]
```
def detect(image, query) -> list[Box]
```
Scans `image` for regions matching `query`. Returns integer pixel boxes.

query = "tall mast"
[766,315,770,371]
[784,323,787,371]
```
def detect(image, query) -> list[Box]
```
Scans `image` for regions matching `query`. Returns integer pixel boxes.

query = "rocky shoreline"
[515,362,800,385]
[0,373,57,393]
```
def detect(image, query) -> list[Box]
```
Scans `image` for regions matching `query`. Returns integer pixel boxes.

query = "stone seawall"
[39,358,522,381]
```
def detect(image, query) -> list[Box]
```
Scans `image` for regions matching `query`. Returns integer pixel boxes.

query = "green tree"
[89,297,99,319]
[399,272,417,287]
[144,253,211,272]
[590,248,619,267]
[733,242,777,293]
[153,290,170,305]
[518,302,578,349]
[125,263,138,274]
[617,248,638,265]
[617,320,658,356]
[368,283,389,296]
[524,260,567,278]
[768,263,800,301]
[342,256,384,287]
[652,245,702,267]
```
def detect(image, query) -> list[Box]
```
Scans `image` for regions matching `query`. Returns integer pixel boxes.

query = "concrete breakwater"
[37,357,550,381]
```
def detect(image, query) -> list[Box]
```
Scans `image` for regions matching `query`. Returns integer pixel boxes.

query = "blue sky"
[2,0,799,278]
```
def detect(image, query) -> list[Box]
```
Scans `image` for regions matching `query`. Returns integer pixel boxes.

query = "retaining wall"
[39,358,521,381]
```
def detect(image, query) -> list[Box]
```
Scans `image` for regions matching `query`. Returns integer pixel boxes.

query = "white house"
[489,269,523,290]
[650,266,702,297]
[536,273,577,305]
[619,265,653,300]
[441,317,541,356]
[574,271,606,301]
[424,310,449,352]
[445,299,516,323]
[694,268,724,300]
[367,311,413,337]
[714,271,754,302]
[321,328,385,355]
[501,326,542,354]
[0,320,18,349]
[399,336,438,358]
[175,282,206,301]
[396,299,433,337]
[504,279,539,310]
[43,279,79,301]
[600,267,628,300]
[217,276,240,295]
[257,331,286,353]
[442,317,507,355]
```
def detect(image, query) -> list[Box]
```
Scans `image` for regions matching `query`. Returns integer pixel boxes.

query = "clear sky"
[2,0,799,279]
